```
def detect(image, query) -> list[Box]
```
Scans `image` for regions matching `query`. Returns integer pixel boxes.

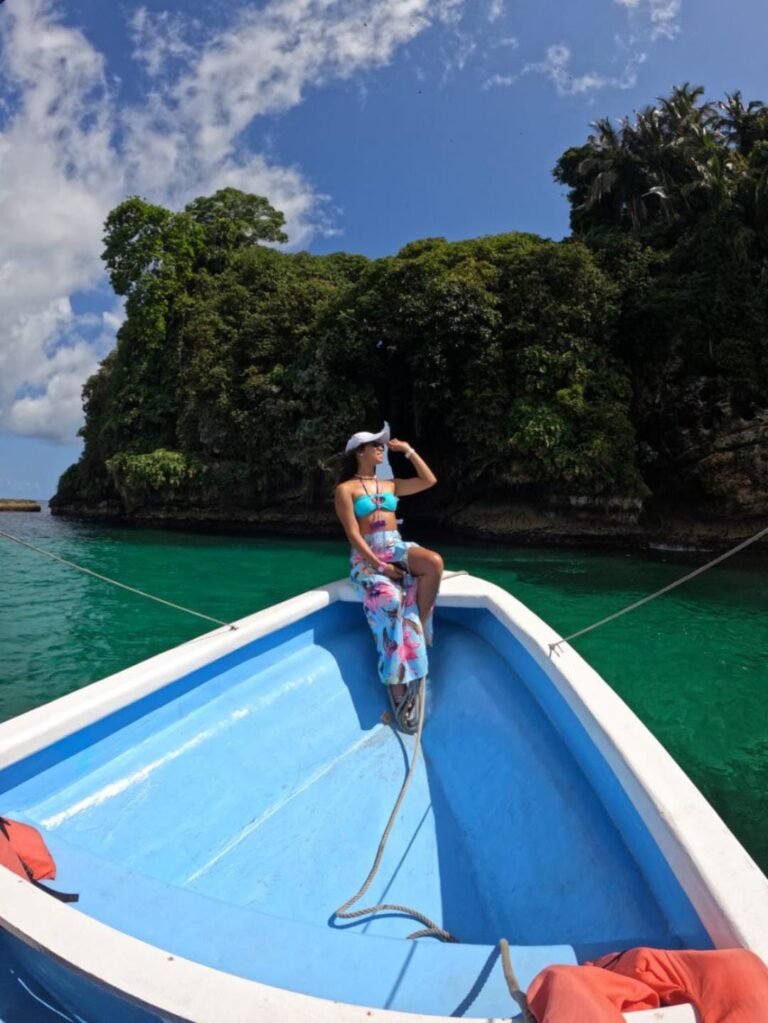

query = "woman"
[334,423,443,733]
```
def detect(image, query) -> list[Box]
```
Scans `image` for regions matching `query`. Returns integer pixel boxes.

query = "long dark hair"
[338,451,359,483]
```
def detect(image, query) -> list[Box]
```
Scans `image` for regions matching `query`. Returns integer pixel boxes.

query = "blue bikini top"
[353,490,399,518]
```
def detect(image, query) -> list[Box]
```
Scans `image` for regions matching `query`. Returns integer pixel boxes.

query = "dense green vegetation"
[55,87,768,522]
[555,86,768,502]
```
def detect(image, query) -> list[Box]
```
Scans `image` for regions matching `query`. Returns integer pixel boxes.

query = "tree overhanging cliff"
[52,86,768,542]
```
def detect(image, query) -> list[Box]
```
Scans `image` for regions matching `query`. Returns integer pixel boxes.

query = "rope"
[332,677,535,1018]
[550,523,768,652]
[500,939,537,1022]
[0,529,236,632]
[333,676,458,943]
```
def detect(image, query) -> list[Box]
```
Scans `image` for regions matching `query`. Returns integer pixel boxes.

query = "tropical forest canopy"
[56,85,768,519]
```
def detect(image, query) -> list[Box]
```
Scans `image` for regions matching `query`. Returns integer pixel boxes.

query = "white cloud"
[439,29,478,77]
[518,42,644,96]
[125,0,456,192]
[614,0,682,40]
[488,0,505,22]
[648,0,682,39]
[485,0,673,98]
[130,9,199,78]
[0,1,119,444]
[433,0,465,26]
[8,339,102,442]
[102,305,126,335]
[0,0,466,443]
[483,72,517,90]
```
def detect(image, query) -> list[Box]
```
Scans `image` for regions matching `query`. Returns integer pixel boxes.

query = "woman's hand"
[381,563,405,580]
[388,438,412,454]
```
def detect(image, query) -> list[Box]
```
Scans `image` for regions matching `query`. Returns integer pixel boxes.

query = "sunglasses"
[359,442,385,451]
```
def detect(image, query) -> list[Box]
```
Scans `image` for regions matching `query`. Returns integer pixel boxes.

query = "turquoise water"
[1,507,766,874]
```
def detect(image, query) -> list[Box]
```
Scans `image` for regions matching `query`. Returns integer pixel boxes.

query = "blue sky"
[0,0,763,498]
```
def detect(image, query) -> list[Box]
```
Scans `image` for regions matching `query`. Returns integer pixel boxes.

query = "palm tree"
[718,92,768,156]
[554,85,768,240]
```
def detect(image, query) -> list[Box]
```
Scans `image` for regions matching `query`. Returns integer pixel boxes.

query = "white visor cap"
[344,421,391,454]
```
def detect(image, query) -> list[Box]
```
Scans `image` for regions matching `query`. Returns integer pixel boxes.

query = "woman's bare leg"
[407,547,444,640]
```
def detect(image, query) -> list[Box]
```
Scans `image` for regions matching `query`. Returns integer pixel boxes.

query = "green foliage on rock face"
[59,207,641,509]
[55,88,768,519]
[553,86,768,500]
[297,232,638,497]
[106,450,200,494]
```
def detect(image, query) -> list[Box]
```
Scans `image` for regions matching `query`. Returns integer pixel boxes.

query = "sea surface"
[1,506,766,874]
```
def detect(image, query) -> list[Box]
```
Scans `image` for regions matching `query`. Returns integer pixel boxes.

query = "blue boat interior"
[0,600,712,1019]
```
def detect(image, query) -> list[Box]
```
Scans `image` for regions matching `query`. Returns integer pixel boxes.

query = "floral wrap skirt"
[350,530,431,687]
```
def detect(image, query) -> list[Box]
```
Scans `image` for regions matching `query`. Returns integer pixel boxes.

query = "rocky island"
[0,499,41,512]
[51,87,768,552]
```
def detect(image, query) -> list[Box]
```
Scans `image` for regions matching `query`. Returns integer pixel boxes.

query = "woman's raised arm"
[389,439,437,497]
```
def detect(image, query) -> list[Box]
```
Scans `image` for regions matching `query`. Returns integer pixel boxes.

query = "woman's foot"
[390,682,406,703]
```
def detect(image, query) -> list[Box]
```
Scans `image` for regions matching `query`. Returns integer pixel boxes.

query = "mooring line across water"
[0,528,236,631]
[549,523,768,652]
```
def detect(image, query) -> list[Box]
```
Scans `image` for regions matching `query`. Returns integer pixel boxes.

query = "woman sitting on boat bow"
[334,423,443,733]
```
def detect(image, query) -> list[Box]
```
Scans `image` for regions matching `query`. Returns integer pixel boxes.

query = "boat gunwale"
[439,578,768,960]
[0,573,761,1022]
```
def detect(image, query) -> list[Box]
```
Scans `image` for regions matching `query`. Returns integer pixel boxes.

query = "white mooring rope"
[549,523,768,653]
[0,529,236,631]
[332,676,457,942]
[333,675,535,1017]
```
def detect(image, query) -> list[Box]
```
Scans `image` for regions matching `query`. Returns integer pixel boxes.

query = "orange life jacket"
[0,817,78,902]
[527,947,768,1023]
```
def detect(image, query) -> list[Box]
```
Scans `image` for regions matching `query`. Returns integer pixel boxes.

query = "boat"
[0,572,765,1022]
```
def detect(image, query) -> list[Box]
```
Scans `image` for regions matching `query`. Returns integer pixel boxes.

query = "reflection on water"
[1,505,766,872]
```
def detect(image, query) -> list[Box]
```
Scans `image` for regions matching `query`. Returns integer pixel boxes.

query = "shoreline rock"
[49,497,767,554]
[0,499,41,512]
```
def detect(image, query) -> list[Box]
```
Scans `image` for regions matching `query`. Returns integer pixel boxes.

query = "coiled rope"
[549,523,768,652]
[333,676,457,942]
[0,529,236,631]
[333,675,536,1017]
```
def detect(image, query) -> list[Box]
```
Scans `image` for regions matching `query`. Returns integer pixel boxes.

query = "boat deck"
[0,603,708,1017]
